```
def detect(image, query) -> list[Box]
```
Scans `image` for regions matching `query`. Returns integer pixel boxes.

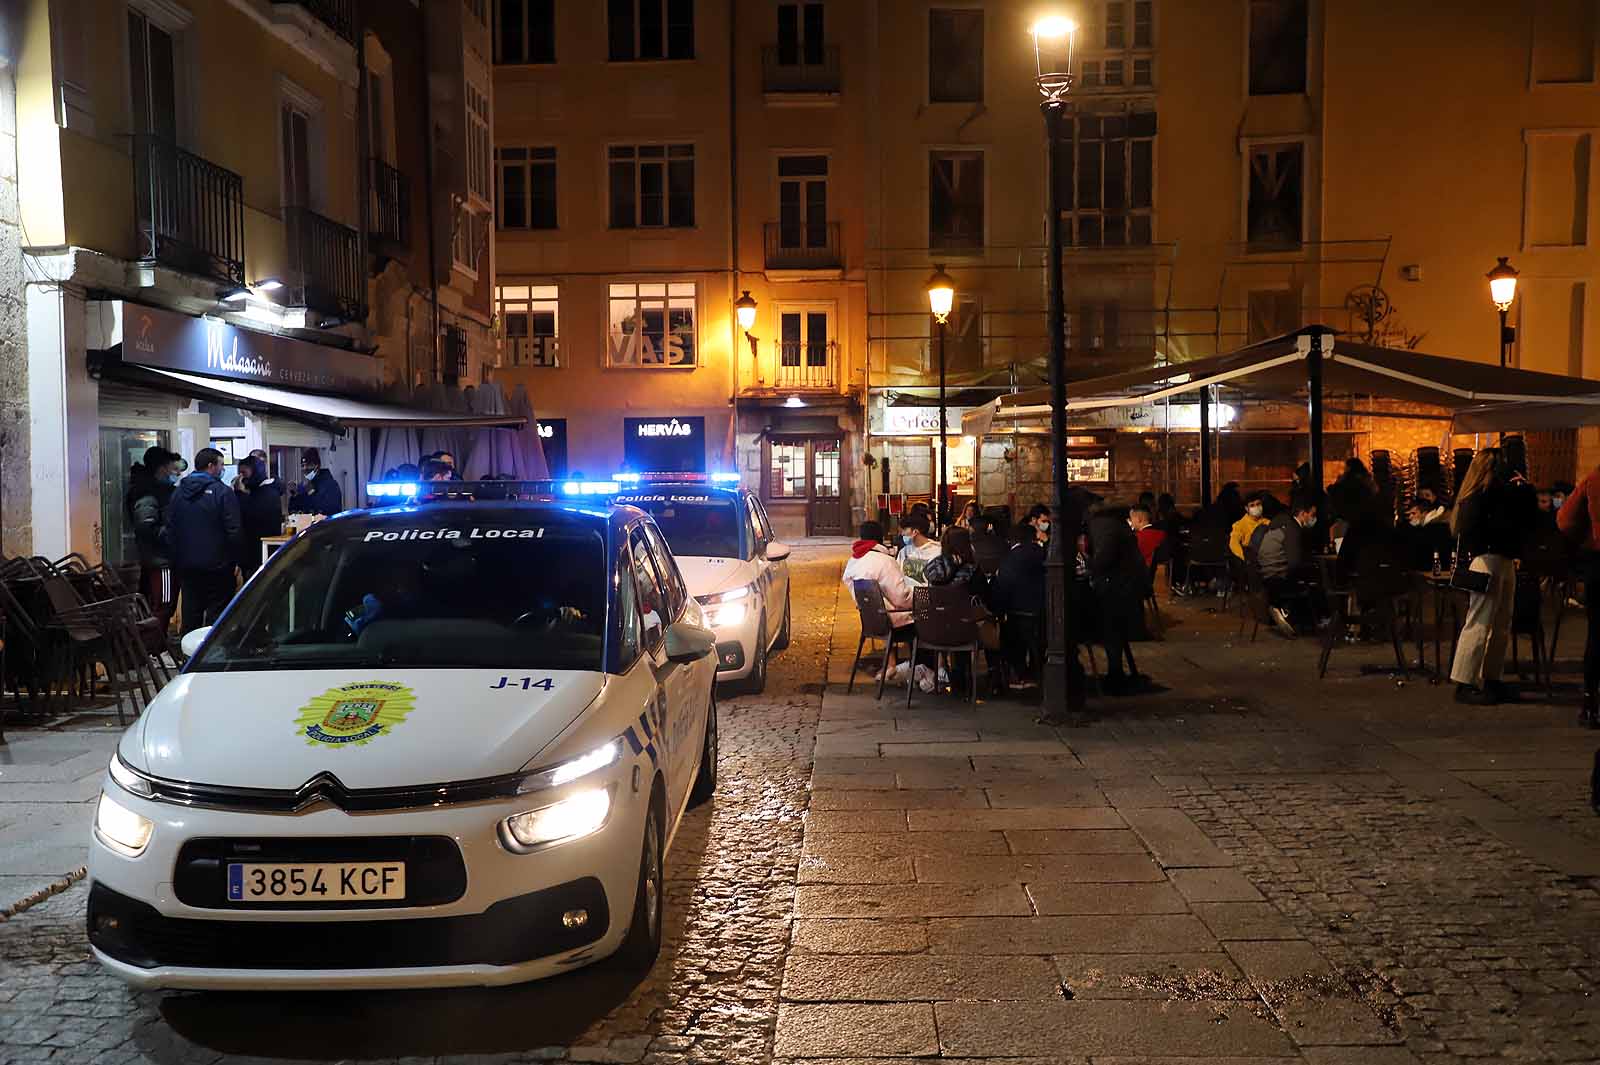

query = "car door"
[750,495,789,635]
[743,496,776,638]
[630,525,698,821]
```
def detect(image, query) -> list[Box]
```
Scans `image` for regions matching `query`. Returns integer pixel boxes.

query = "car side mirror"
[664,620,716,664]
[764,541,792,563]
[179,627,213,659]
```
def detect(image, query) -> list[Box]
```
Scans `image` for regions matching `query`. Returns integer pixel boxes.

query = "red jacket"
[1557,470,1600,552]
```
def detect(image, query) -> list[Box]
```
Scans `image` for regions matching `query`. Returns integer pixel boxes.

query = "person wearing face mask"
[1254,499,1321,636]
[125,446,180,633]
[235,456,283,578]
[288,448,343,516]
[898,512,942,582]
[1229,493,1268,562]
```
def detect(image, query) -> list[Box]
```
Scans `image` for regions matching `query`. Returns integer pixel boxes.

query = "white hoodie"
[842,543,916,628]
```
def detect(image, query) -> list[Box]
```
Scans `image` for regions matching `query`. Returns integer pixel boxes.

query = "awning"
[979,329,1600,427]
[101,364,527,434]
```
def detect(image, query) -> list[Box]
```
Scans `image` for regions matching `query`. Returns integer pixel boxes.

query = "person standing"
[125,446,179,633]
[1557,464,1600,727]
[167,448,242,633]
[289,448,343,516]
[235,456,283,578]
[1088,505,1150,694]
[1449,448,1527,705]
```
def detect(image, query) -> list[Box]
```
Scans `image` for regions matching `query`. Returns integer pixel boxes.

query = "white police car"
[611,476,791,693]
[87,491,719,989]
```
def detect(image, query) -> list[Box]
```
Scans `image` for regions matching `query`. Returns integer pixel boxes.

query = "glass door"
[100,428,169,567]
[810,438,845,535]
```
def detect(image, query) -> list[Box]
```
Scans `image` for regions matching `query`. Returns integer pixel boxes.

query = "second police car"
[611,474,791,693]
[86,486,719,989]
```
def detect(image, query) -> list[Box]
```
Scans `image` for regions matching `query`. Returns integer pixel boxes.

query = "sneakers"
[1486,679,1522,704]
[1454,683,1498,706]
[1269,606,1297,638]
[1581,693,1598,729]
[892,661,911,681]
[937,667,950,686]
[914,664,936,692]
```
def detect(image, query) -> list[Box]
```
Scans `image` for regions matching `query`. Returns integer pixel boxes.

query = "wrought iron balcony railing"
[133,134,246,288]
[775,342,838,390]
[764,221,841,271]
[279,0,357,45]
[285,206,366,323]
[761,44,841,94]
[367,157,409,249]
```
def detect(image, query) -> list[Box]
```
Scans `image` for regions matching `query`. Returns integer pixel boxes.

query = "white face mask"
[1247,505,1263,518]
[1409,516,1423,527]
[1037,520,1050,535]
[1553,495,1566,509]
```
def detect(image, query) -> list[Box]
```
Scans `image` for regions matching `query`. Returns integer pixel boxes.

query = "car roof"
[612,483,747,500]
[336,499,639,536]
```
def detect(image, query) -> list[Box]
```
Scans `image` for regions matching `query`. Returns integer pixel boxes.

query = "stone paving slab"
[795,883,1034,918]
[928,915,1220,955]
[985,781,1113,807]
[790,919,929,954]
[1025,881,1191,915]
[1120,808,1237,868]
[935,1000,1296,1058]
[879,740,1074,757]
[1191,902,1304,940]
[1297,1048,1424,1065]
[1003,828,1150,853]
[1054,951,1247,999]
[773,1002,937,1058]
[782,953,1063,1001]
[803,829,1010,858]
[803,810,907,834]
[908,807,1126,831]
[809,787,990,810]
[796,853,915,884]
[1223,939,1336,982]
[913,853,1166,884]
[1169,868,1267,902]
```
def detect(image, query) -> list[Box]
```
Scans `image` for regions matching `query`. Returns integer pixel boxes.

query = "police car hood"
[674,555,754,599]
[130,669,605,789]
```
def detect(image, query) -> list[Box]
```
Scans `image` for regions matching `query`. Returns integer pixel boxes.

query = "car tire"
[772,588,792,651]
[742,621,768,695]
[616,786,665,970]
[689,691,718,806]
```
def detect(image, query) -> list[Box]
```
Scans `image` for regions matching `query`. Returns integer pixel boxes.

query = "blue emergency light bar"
[367,482,420,499]
[561,480,622,496]
[611,471,740,486]
[710,472,741,485]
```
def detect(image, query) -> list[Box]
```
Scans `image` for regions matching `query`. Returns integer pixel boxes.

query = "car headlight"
[517,740,621,793]
[95,793,154,856]
[107,754,154,799]
[698,584,753,628]
[500,787,612,852]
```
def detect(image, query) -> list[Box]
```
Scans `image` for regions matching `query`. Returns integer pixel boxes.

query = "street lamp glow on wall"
[1030,14,1077,103]
[926,265,956,323]
[1487,257,1519,312]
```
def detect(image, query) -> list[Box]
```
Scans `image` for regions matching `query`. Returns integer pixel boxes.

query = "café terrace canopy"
[962,329,1600,437]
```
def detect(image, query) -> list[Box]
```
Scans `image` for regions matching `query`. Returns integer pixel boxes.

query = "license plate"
[226,862,406,903]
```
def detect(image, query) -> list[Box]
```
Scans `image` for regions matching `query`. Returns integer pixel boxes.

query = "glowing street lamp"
[1487,257,1519,368]
[926,265,957,529]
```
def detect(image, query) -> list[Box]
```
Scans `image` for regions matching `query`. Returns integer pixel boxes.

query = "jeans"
[179,568,237,634]
[1450,553,1516,688]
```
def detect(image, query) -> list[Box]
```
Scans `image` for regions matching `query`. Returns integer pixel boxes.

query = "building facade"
[3,0,497,563]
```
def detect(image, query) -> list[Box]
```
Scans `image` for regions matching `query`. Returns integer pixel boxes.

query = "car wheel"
[743,621,768,695]
[617,786,664,969]
[689,690,718,806]
[772,588,792,651]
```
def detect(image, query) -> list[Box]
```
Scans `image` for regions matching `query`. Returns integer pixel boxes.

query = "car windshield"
[615,494,742,559]
[189,512,608,672]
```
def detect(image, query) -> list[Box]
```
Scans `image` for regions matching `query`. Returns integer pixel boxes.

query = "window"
[609,0,694,61]
[1105,1,1125,47]
[280,101,313,209]
[609,144,695,228]
[607,282,698,367]
[1532,0,1597,84]
[494,0,555,64]
[779,311,829,368]
[498,284,560,367]
[442,322,469,384]
[1080,61,1101,88]
[778,155,828,250]
[929,8,983,103]
[777,1,825,66]
[769,441,807,498]
[939,294,983,373]
[1055,110,1156,247]
[1247,143,1303,249]
[1133,0,1152,46]
[642,523,688,619]
[1248,290,1299,343]
[1249,0,1307,95]
[128,7,180,141]
[496,147,557,229]
[929,150,984,249]
[1521,280,1589,375]
[1067,302,1122,351]
[452,204,489,277]
[465,60,492,207]
[1105,59,1124,87]
[1526,132,1592,247]
[1133,58,1152,86]
[365,67,392,164]
[628,529,667,655]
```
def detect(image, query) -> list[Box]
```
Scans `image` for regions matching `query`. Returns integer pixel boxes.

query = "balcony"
[133,134,246,287]
[276,0,356,45]
[775,342,838,391]
[367,157,409,252]
[764,222,842,274]
[761,45,841,97]
[285,206,366,323]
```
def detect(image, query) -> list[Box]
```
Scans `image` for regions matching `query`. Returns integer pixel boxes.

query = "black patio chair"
[907,584,982,707]
[1184,524,1231,602]
[1319,547,1410,680]
[848,579,912,699]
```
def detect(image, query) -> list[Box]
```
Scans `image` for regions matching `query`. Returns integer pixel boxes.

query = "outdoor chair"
[848,579,912,699]
[907,584,982,707]
[1238,559,1276,642]
[1318,548,1410,680]
[1512,528,1572,693]
[1183,524,1231,602]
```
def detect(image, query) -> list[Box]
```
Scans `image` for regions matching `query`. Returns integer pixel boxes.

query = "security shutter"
[97,382,181,429]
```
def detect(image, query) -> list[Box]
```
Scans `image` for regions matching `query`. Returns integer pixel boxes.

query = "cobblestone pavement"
[0,546,841,1065]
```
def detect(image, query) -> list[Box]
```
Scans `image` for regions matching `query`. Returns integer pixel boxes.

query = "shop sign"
[107,303,384,396]
[1074,402,1237,430]
[623,416,706,473]
[872,405,975,436]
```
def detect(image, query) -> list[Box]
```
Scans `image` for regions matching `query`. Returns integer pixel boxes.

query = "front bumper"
[705,606,762,681]
[86,766,648,989]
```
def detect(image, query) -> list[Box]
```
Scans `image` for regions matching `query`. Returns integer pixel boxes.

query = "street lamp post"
[927,265,955,531]
[1031,14,1080,723]
[1487,257,1519,369]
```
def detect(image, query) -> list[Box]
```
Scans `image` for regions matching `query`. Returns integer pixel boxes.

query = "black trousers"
[180,568,237,634]
[1097,588,1141,679]
[1584,554,1600,697]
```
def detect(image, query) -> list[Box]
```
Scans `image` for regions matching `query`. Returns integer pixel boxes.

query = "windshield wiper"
[210,651,399,671]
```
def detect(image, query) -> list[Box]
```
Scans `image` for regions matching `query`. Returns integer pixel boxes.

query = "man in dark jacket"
[1254,499,1319,635]
[235,456,283,578]
[125,446,179,632]
[1088,507,1150,694]
[168,448,242,633]
[289,448,343,516]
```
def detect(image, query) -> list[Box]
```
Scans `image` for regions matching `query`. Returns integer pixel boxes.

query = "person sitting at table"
[1130,502,1167,571]
[1229,493,1268,562]
[843,520,917,679]
[1255,498,1321,637]
[898,511,942,582]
